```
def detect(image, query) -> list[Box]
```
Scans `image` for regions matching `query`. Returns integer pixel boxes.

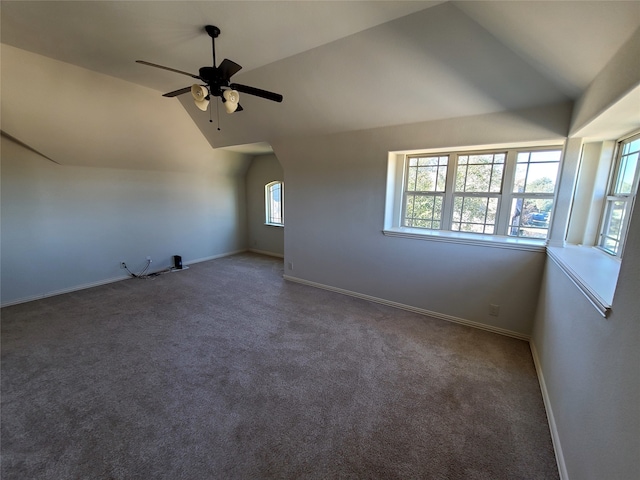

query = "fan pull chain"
[216,100,221,131]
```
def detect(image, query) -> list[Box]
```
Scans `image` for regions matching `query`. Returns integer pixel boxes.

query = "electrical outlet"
[120,262,126,269]
[287,262,293,270]
[146,256,152,263]
[489,304,500,316]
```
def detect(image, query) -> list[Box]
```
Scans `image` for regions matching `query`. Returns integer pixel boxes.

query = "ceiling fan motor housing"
[198,66,227,97]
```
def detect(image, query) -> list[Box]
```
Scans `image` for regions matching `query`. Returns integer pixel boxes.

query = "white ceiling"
[2,1,639,151]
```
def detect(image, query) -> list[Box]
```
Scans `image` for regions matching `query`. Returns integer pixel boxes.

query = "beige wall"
[532,26,640,480]
[273,103,571,337]
[532,208,639,480]
[1,46,251,305]
[245,154,285,256]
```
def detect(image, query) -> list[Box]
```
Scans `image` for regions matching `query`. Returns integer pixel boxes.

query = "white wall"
[532,208,639,480]
[570,27,640,137]
[531,28,640,479]
[272,102,572,336]
[245,154,284,257]
[1,45,251,305]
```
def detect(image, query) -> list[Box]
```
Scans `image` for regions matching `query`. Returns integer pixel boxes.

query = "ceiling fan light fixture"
[194,98,210,111]
[191,84,207,101]
[191,84,210,111]
[223,89,240,113]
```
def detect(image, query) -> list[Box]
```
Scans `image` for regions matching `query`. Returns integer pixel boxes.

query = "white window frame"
[265,181,284,227]
[385,143,563,251]
[597,132,640,258]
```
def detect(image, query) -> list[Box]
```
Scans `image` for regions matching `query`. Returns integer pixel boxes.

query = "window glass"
[509,198,553,239]
[456,153,504,193]
[265,181,284,225]
[452,196,498,234]
[403,155,448,229]
[514,151,560,194]
[509,150,561,238]
[614,142,638,194]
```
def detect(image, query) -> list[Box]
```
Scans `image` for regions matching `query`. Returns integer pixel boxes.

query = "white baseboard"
[248,248,284,258]
[1,274,130,308]
[185,249,248,266]
[530,341,568,480]
[1,249,246,308]
[283,275,530,341]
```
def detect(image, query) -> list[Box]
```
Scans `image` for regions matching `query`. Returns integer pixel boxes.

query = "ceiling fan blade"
[218,59,242,80]
[162,87,192,97]
[136,60,201,80]
[236,103,244,112]
[230,83,283,103]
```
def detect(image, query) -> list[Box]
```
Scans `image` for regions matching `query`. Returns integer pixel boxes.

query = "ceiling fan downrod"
[205,25,220,68]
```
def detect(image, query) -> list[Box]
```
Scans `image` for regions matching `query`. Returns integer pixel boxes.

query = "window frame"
[395,145,562,242]
[265,180,284,227]
[597,132,640,258]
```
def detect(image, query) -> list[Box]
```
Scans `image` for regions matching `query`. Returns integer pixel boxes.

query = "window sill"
[264,223,284,228]
[546,245,619,317]
[382,227,547,252]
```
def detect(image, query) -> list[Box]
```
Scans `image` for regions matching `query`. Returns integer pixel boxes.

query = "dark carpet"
[1,253,558,479]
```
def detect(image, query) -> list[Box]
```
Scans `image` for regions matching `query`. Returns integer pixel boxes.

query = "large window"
[599,133,640,256]
[265,181,284,226]
[400,147,561,239]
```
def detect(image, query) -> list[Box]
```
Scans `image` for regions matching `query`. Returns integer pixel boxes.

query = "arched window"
[265,181,284,226]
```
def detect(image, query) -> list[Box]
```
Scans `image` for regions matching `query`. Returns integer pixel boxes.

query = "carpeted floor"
[1,252,559,479]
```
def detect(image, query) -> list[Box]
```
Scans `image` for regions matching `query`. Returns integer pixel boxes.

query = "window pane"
[513,150,561,193]
[270,183,281,202]
[403,193,443,229]
[508,197,552,238]
[455,153,505,193]
[266,181,283,225]
[452,196,498,234]
[527,163,558,193]
[603,236,619,255]
[614,152,638,194]
[604,200,627,240]
[407,166,417,190]
[622,138,640,156]
[406,156,448,193]
[513,164,527,193]
[601,200,625,253]
[528,150,561,162]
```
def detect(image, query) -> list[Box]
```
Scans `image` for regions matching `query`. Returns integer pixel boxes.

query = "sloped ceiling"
[2,1,639,154]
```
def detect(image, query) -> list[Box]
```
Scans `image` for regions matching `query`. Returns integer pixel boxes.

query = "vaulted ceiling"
[2,1,639,153]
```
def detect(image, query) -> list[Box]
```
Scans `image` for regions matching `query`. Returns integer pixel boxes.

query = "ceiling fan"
[136,25,283,114]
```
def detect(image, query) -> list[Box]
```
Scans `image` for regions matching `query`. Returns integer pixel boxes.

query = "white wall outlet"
[287,262,293,270]
[489,304,500,316]
[146,256,152,262]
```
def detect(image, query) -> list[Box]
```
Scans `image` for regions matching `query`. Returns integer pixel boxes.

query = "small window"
[265,181,284,226]
[599,133,640,256]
